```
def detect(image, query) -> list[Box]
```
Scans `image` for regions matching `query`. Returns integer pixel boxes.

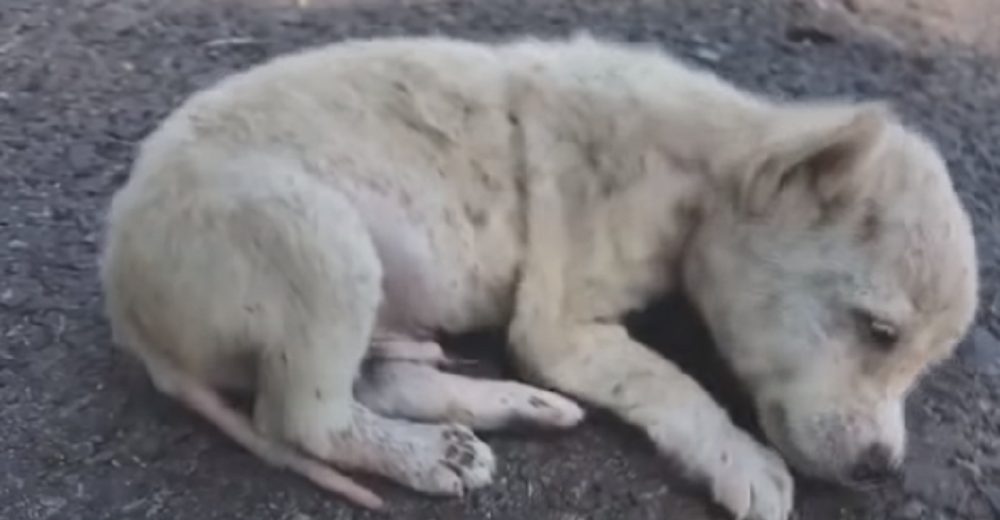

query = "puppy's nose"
[849,444,899,485]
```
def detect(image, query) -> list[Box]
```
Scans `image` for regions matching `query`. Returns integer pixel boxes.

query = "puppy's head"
[683,101,978,485]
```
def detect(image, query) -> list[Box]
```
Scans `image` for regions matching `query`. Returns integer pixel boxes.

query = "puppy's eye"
[854,310,899,349]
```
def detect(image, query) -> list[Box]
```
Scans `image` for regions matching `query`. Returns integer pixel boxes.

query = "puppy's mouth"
[760,403,843,483]
[761,403,900,490]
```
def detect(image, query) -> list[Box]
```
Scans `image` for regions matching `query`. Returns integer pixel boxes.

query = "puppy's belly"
[354,191,518,338]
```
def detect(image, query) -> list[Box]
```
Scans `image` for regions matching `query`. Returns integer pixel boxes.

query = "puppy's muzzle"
[848,443,900,486]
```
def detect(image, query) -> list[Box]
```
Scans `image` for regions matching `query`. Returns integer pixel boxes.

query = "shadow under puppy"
[99,34,978,520]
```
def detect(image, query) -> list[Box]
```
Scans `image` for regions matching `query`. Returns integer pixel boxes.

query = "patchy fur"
[100,34,978,520]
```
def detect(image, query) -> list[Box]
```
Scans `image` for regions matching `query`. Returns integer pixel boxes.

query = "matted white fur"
[100,33,978,520]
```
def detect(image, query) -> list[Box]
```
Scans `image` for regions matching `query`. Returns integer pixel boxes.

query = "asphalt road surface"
[2,1,999,519]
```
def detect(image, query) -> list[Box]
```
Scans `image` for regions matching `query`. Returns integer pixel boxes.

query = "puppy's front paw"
[704,428,794,520]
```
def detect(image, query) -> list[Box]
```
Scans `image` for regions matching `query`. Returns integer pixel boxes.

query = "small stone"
[957,327,1000,373]
[691,46,721,63]
[955,457,982,479]
[786,26,838,45]
[981,484,1000,518]
[40,496,67,515]
[895,498,927,519]
[68,142,95,171]
[121,498,147,514]
[904,461,967,508]
[980,436,999,456]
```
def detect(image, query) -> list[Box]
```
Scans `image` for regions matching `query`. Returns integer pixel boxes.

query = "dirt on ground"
[1,1,999,519]
[804,0,1000,54]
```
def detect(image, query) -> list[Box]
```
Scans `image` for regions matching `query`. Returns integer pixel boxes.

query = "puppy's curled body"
[101,34,979,520]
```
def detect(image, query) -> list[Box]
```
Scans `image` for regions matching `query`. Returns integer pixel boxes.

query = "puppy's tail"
[140,352,385,510]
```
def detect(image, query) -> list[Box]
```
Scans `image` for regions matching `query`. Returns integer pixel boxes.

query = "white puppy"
[99,34,979,520]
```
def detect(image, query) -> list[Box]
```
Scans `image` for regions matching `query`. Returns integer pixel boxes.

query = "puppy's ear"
[740,101,891,216]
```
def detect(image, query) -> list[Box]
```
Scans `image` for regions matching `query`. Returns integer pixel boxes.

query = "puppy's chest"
[561,170,702,319]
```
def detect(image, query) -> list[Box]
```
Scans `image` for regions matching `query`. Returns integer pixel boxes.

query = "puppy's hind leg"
[138,351,383,509]
[225,175,497,498]
[259,326,499,498]
[356,359,585,431]
[105,162,393,507]
[104,158,496,504]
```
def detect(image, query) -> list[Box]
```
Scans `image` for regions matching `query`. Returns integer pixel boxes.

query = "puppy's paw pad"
[424,465,465,496]
[403,423,496,496]
[439,424,495,489]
